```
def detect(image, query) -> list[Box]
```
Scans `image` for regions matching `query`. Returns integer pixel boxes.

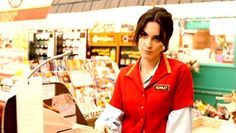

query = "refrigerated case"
[28,29,88,60]
[55,29,88,59]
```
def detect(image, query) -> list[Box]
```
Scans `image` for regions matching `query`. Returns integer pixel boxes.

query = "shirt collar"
[126,53,172,77]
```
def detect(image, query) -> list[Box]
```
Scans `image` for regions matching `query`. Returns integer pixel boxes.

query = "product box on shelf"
[89,32,118,46]
[118,32,134,46]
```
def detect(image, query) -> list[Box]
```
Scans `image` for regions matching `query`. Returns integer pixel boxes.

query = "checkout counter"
[0,81,95,133]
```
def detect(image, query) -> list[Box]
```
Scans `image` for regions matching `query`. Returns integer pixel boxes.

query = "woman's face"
[138,21,164,62]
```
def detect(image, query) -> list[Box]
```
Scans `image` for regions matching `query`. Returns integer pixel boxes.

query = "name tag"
[154,84,170,91]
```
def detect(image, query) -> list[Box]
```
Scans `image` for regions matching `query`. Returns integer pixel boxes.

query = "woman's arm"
[166,107,192,133]
[95,104,124,133]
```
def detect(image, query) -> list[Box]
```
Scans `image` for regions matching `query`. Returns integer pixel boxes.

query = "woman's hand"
[95,125,118,133]
[104,126,112,133]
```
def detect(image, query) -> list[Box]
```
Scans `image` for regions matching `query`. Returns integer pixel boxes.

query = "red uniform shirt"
[110,54,194,133]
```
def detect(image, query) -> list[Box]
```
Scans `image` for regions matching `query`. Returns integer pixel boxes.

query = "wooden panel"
[57,0,69,4]
[57,5,70,13]
[127,0,139,6]
[159,0,167,4]
[203,0,216,2]
[149,0,161,5]
[109,0,120,8]
[49,6,59,13]
[83,1,93,12]
[166,0,178,4]
[68,0,78,2]
[103,0,113,9]
[71,3,85,12]
[180,0,192,3]
[52,0,59,5]
[50,0,236,13]
[143,0,157,5]
[118,0,128,7]
[66,4,74,12]
[137,0,145,5]
[144,0,160,5]
[191,0,202,2]
[90,0,106,10]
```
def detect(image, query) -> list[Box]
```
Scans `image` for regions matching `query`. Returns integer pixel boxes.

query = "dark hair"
[133,7,173,52]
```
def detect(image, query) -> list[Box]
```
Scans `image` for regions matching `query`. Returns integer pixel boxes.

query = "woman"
[95,7,194,133]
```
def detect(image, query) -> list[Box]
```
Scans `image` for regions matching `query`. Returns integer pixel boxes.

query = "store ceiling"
[49,0,233,13]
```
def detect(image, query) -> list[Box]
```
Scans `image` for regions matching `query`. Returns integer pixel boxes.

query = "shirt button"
[140,105,144,109]
[142,94,145,97]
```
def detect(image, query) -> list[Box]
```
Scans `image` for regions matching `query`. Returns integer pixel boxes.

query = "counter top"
[193,126,219,133]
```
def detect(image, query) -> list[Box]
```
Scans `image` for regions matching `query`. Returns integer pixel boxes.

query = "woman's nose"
[145,38,152,47]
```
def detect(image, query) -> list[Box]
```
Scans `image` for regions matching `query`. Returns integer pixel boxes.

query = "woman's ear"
[162,46,165,52]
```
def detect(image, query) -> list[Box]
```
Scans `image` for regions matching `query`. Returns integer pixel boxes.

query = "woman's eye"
[140,32,147,37]
[154,35,161,41]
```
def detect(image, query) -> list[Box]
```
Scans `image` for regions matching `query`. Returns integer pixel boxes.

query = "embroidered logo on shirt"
[154,84,170,91]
